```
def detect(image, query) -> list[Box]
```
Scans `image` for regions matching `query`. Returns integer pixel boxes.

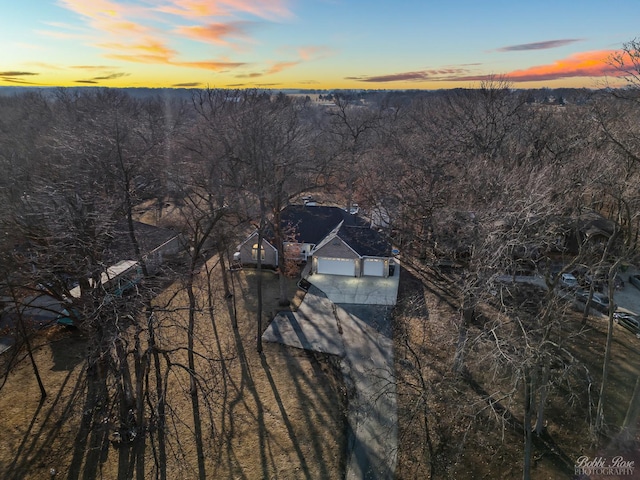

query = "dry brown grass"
[394,266,640,479]
[0,262,346,479]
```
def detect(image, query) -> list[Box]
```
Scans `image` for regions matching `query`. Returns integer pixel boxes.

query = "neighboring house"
[2,293,74,329]
[545,210,618,257]
[107,220,185,274]
[69,259,142,298]
[70,220,185,298]
[237,205,393,278]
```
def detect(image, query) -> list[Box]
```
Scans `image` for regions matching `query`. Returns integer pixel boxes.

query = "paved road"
[263,286,397,479]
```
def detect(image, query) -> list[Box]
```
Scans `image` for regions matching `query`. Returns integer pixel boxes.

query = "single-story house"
[69,220,185,299]
[237,205,393,277]
[107,220,185,274]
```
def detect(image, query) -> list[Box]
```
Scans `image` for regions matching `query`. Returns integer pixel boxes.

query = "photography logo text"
[574,456,635,476]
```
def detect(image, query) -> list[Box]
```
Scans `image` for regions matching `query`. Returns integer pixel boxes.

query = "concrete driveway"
[263,286,397,479]
[306,261,400,306]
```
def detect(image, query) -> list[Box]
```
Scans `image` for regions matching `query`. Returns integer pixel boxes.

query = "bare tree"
[206,90,319,352]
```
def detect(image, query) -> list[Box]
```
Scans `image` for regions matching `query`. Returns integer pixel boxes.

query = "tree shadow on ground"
[3,363,86,479]
[462,370,575,476]
[260,353,313,480]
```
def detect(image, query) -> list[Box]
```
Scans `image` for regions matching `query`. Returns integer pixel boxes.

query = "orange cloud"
[58,0,149,36]
[176,22,253,46]
[178,60,247,71]
[70,65,115,70]
[156,0,226,18]
[101,39,177,63]
[233,44,332,79]
[347,50,624,86]
[502,50,619,82]
[235,59,300,78]
[266,61,299,75]
[157,0,292,20]
[53,0,294,81]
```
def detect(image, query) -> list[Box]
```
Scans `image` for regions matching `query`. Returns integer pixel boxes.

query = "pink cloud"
[297,45,333,61]
[176,22,253,46]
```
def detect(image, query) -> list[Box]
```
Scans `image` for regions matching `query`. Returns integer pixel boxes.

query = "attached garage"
[316,257,356,276]
[362,258,385,277]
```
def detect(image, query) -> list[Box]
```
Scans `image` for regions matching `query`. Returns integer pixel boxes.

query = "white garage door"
[363,258,385,277]
[317,257,356,276]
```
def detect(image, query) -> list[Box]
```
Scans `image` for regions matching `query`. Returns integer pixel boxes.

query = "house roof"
[106,220,181,263]
[274,205,368,245]
[312,219,391,258]
[336,224,391,257]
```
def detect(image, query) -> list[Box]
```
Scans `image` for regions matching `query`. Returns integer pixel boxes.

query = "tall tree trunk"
[523,367,533,480]
[581,281,595,326]
[186,276,207,480]
[256,197,266,354]
[256,229,264,354]
[218,247,231,298]
[18,313,46,401]
[272,203,289,306]
[115,339,136,427]
[453,291,473,374]
[148,307,167,480]
[534,361,550,435]
[595,261,622,436]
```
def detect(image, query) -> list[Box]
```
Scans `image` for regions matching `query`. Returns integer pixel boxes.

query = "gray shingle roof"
[273,205,369,245]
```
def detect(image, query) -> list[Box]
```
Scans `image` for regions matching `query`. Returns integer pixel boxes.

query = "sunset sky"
[2,0,638,90]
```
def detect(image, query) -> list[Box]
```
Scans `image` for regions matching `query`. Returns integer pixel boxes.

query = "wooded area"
[1,40,640,479]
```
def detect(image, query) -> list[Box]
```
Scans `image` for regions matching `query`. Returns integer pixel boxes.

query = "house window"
[252,244,265,261]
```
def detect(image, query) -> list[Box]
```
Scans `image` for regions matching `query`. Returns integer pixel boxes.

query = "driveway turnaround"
[263,286,397,479]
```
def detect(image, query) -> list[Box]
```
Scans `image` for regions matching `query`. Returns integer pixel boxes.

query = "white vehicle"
[560,273,578,289]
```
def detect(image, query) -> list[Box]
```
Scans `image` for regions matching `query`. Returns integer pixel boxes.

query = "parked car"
[591,292,615,312]
[629,274,640,291]
[613,312,640,338]
[575,290,616,313]
[559,273,578,289]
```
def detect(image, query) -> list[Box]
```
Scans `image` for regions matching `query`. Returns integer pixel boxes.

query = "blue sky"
[2,0,638,88]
